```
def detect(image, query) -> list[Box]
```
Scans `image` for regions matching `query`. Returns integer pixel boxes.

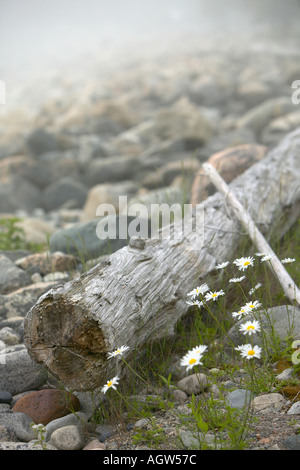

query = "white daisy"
[235,344,262,360]
[180,346,207,371]
[232,307,251,319]
[205,290,225,302]
[186,299,204,308]
[187,284,210,299]
[249,283,262,295]
[190,345,208,356]
[101,376,119,394]
[239,320,261,336]
[255,252,265,257]
[216,261,230,270]
[260,255,273,263]
[281,258,296,264]
[242,300,262,311]
[229,276,246,283]
[107,345,129,359]
[233,256,255,271]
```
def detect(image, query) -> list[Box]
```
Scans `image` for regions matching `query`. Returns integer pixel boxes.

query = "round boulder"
[12,389,81,425]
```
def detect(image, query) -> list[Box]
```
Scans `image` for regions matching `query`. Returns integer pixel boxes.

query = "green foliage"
[0,217,27,250]
[0,217,45,252]
[132,418,166,449]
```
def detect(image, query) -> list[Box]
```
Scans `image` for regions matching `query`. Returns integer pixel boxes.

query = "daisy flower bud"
[229,276,246,283]
[216,261,230,270]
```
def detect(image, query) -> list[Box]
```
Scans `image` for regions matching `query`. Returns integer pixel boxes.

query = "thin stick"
[202,162,300,307]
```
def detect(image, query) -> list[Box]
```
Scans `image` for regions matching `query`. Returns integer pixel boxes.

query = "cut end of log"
[24,288,113,391]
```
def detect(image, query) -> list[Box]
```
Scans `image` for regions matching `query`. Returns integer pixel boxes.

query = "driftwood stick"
[202,162,300,307]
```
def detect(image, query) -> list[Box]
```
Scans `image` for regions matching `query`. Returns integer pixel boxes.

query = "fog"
[1,0,299,81]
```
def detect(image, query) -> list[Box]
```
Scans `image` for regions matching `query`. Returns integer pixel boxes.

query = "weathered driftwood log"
[24,129,300,391]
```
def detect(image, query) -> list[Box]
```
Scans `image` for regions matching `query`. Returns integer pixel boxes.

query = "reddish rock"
[190,144,268,206]
[15,251,78,275]
[83,440,106,450]
[12,389,80,425]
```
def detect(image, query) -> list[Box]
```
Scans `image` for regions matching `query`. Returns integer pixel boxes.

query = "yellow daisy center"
[249,305,255,308]
[212,293,217,297]
[107,380,112,387]
[247,325,255,331]
[247,349,255,356]
[189,358,197,365]
[243,261,250,266]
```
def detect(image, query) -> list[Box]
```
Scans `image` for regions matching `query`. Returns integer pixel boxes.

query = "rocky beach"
[0,1,300,451]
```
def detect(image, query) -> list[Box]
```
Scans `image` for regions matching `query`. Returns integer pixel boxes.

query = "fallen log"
[24,129,300,391]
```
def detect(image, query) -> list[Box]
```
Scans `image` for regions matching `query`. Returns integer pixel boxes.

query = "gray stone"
[96,424,117,442]
[0,348,47,395]
[0,391,12,404]
[81,181,141,223]
[283,434,300,450]
[0,441,57,450]
[0,255,31,295]
[26,128,60,157]
[82,155,142,187]
[0,282,59,319]
[226,305,300,351]
[171,389,188,404]
[251,393,287,413]
[133,418,150,429]
[42,177,88,211]
[0,175,41,213]
[43,271,70,283]
[0,424,17,442]
[261,110,300,146]
[237,96,295,137]
[74,391,102,419]
[287,402,300,415]
[226,389,254,409]
[0,412,36,442]
[45,411,88,441]
[50,424,86,450]
[0,327,21,345]
[153,97,213,145]
[276,368,295,382]
[15,217,56,246]
[180,430,218,450]
[176,373,209,396]
[0,404,11,413]
[49,215,147,260]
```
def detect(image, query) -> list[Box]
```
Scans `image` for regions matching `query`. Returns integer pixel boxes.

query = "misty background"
[1,0,300,83]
